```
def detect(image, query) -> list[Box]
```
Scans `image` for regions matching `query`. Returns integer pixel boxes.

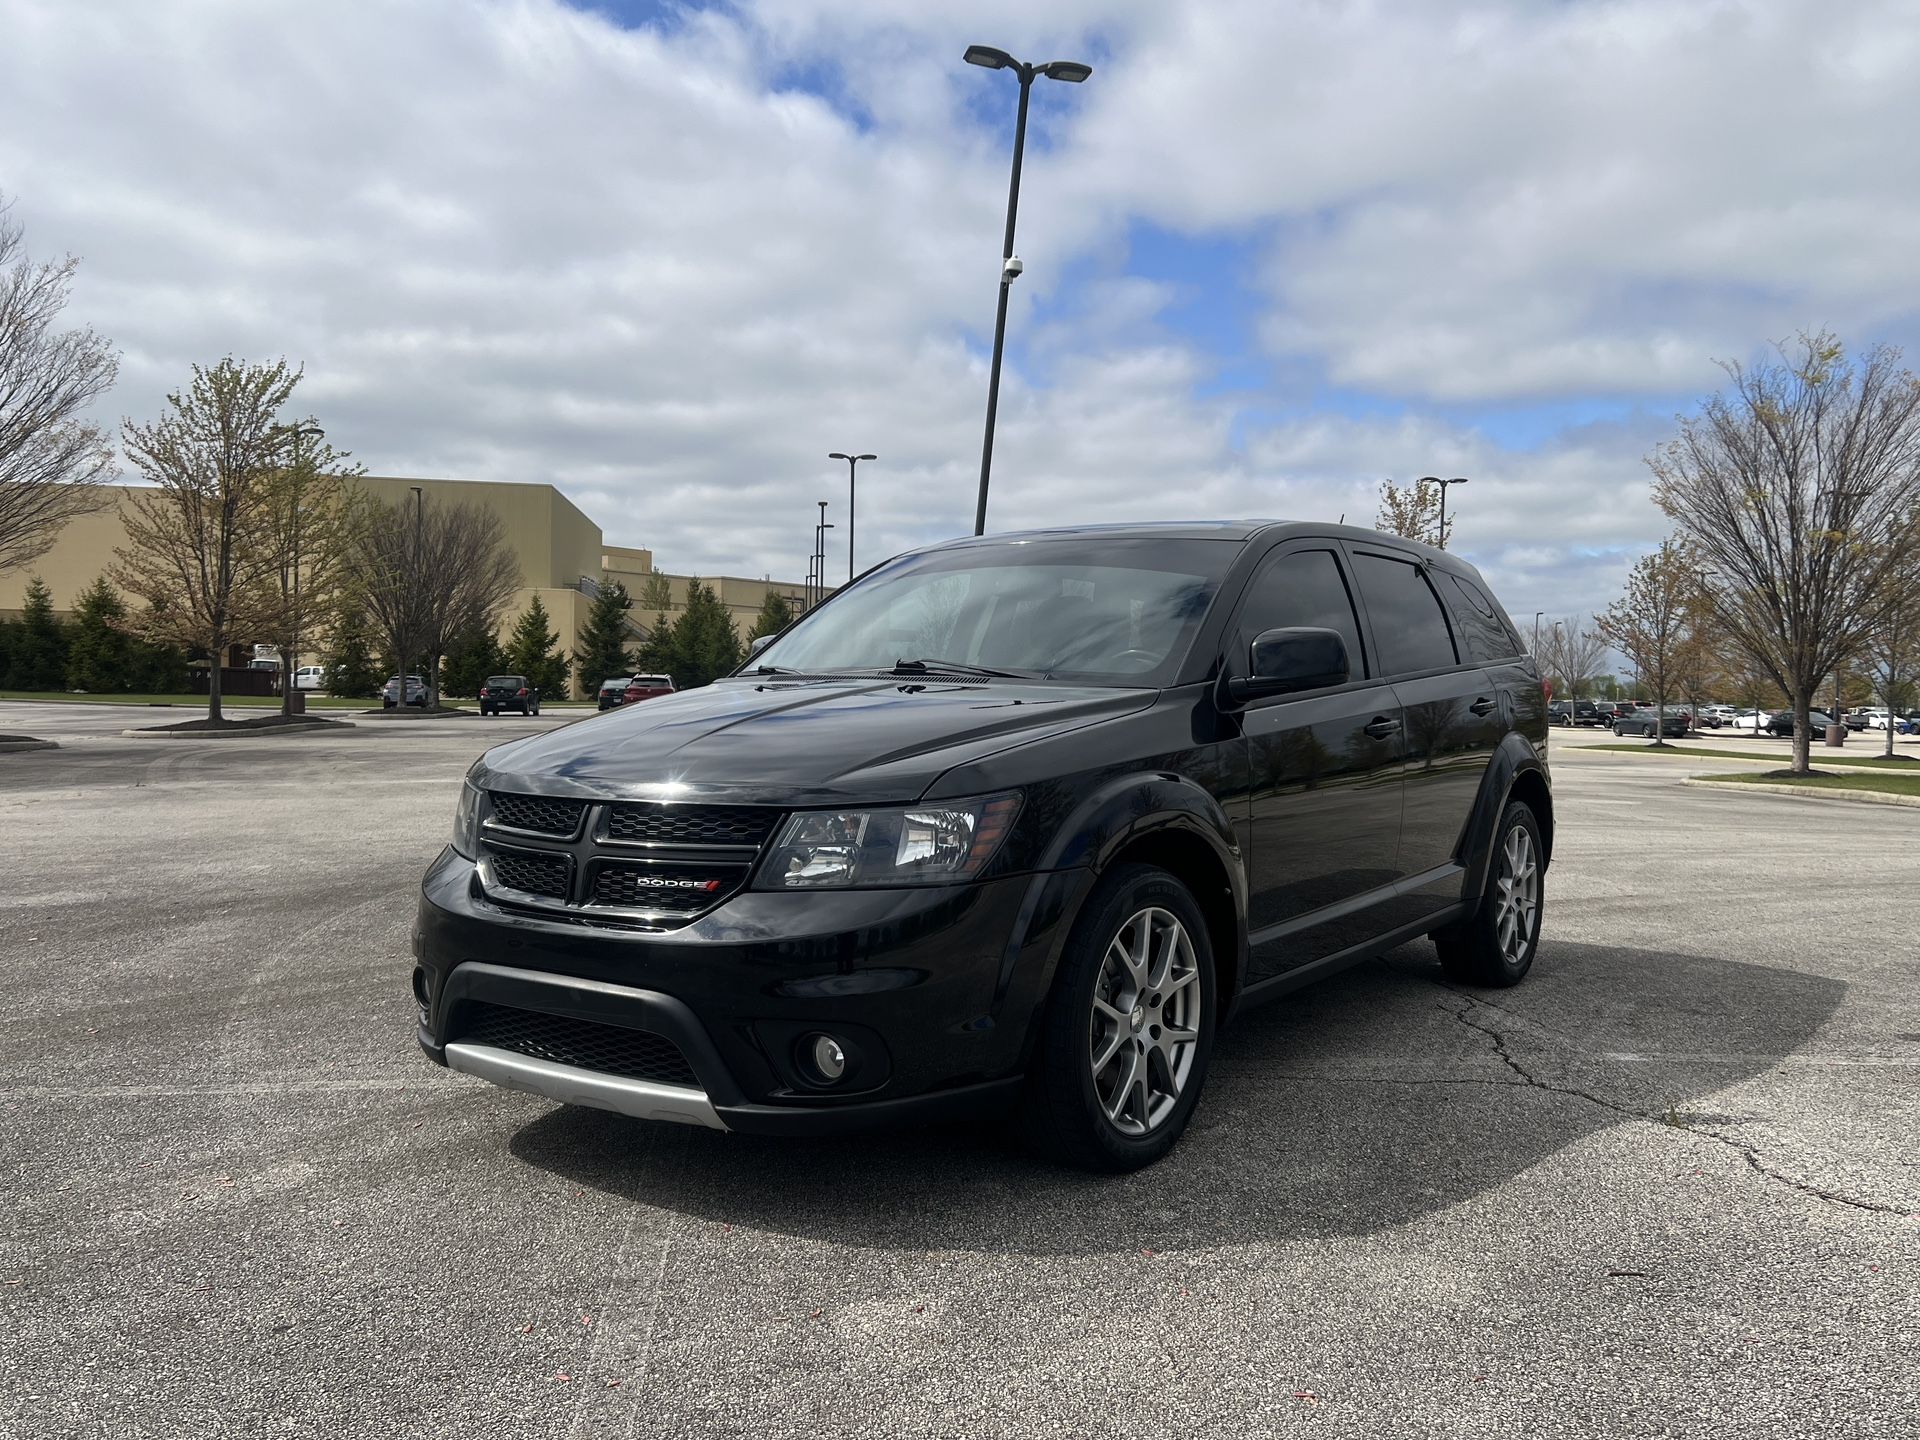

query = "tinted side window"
[1351,553,1458,676]
[1234,549,1366,680]
[1441,572,1522,663]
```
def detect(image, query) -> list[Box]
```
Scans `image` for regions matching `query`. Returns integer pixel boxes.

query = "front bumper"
[412,847,1091,1135]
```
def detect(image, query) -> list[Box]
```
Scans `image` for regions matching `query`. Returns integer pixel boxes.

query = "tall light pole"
[814,500,832,609]
[963,45,1091,536]
[1417,476,1470,549]
[410,485,423,704]
[828,452,876,583]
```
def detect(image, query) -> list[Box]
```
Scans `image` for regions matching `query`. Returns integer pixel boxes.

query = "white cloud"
[1,0,1913,632]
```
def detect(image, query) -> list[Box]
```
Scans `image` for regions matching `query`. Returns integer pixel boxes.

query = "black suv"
[414,523,1550,1170]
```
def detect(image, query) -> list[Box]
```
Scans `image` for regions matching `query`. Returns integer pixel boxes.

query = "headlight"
[756,793,1020,889]
[452,780,483,858]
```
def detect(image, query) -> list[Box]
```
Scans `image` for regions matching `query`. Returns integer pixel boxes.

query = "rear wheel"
[1434,800,1543,987]
[1020,864,1217,1172]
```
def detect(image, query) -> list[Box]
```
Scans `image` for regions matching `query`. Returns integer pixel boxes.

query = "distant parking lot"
[2,708,1915,1439]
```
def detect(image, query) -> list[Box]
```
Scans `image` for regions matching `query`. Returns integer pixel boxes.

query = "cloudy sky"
[4,0,1916,621]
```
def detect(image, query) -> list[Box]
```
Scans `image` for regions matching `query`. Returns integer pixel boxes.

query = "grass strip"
[1698,769,1920,797]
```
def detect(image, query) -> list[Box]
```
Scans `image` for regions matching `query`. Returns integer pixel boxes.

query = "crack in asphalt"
[1436,990,1916,1220]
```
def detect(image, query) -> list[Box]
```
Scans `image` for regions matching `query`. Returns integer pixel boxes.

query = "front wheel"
[1019,863,1217,1172]
[1434,800,1544,987]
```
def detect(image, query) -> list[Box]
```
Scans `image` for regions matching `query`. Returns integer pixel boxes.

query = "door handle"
[1469,696,1497,716]
[1363,716,1401,739]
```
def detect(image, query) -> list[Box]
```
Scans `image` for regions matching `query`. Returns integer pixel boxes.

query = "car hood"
[474,676,1155,806]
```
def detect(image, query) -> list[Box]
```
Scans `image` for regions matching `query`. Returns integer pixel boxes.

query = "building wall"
[3,477,811,687]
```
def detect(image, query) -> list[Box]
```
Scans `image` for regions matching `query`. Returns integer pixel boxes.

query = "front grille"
[456,1002,698,1088]
[488,792,586,836]
[590,862,746,914]
[486,848,571,899]
[604,803,779,848]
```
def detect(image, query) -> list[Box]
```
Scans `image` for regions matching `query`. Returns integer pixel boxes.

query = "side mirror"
[1224,627,1349,705]
[747,633,775,658]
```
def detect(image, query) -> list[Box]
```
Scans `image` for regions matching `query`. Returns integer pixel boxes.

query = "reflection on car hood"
[475,676,1154,805]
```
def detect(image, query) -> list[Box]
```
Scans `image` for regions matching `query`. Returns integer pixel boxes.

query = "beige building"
[2,476,811,682]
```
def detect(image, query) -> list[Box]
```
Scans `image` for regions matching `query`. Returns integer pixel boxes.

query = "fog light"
[804,1033,847,1084]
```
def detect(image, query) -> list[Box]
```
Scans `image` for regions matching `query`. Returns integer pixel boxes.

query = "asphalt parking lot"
[2,704,1915,1439]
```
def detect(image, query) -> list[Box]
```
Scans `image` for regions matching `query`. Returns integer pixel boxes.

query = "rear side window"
[1351,553,1459,677]
[1234,549,1367,680]
[1440,572,1523,663]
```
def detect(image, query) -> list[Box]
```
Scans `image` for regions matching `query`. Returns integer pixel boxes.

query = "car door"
[1229,542,1407,984]
[1345,548,1501,920]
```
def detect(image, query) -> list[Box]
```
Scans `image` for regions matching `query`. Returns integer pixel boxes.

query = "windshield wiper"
[749,664,805,675]
[890,657,1037,679]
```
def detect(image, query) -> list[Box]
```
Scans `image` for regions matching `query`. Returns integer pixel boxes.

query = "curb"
[1682,776,1920,809]
[120,722,356,739]
[0,738,58,752]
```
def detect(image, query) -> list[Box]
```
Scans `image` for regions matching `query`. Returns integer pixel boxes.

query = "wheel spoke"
[1105,1044,1140,1123]
[1092,1025,1126,1073]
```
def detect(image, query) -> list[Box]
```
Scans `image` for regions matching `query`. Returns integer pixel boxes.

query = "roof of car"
[921,520,1463,562]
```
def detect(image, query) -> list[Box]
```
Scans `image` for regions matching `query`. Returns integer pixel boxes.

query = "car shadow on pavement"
[507,941,1843,1256]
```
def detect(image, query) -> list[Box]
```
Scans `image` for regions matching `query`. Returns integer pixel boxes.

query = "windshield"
[750,537,1235,684]
[486,676,523,686]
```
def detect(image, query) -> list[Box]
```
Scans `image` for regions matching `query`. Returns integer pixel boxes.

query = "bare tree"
[256,428,364,715]
[1596,538,1697,747]
[1652,333,1920,772]
[417,499,520,705]
[1862,530,1920,759]
[0,194,118,573]
[1375,478,1450,548]
[111,359,302,721]
[345,494,430,704]
[1538,616,1608,703]
[346,491,519,708]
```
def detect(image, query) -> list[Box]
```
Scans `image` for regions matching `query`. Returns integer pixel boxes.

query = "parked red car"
[621,673,676,705]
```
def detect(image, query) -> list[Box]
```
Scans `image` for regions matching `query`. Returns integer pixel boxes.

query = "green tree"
[504,593,571,698]
[5,575,67,689]
[442,623,509,700]
[124,618,186,693]
[747,588,796,643]
[319,599,382,698]
[575,581,635,688]
[64,576,128,692]
[657,579,743,689]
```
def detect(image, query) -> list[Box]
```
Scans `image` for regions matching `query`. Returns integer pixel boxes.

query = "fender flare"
[1023,770,1250,1000]
[1457,735,1554,898]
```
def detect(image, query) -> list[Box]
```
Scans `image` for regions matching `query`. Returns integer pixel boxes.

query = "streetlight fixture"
[1417,476,1470,549]
[828,452,876,583]
[963,44,1092,537]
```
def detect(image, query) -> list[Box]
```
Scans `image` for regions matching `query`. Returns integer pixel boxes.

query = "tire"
[1434,800,1544,988]
[1613,722,1624,736]
[1019,863,1218,1172]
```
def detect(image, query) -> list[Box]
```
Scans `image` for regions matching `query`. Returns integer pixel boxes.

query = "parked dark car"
[622,673,676,705]
[479,675,540,717]
[597,677,631,711]
[381,674,428,709]
[1548,699,1601,727]
[414,523,1552,1171]
[1768,709,1834,737]
[1612,706,1690,738]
